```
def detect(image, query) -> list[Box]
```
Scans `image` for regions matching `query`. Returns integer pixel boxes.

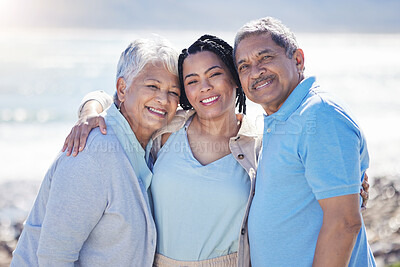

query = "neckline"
[182,122,232,167]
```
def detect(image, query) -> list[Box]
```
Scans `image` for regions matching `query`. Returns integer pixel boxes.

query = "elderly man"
[234,17,375,266]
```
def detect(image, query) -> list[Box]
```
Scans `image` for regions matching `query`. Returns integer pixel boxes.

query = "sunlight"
[0,0,16,27]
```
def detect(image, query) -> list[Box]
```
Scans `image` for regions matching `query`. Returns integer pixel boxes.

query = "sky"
[0,0,399,33]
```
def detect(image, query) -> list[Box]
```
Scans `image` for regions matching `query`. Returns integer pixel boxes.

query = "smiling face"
[182,51,237,119]
[235,33,304,115]
[117,61,180,138]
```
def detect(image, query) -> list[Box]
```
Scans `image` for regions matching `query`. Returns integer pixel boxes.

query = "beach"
[1,29,399,266]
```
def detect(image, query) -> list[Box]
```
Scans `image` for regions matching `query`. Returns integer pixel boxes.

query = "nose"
[250,63,266,80]
[155,90,168,105]
[200,79,212,93]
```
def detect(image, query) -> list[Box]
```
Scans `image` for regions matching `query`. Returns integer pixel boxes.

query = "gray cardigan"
[11,114,156,266]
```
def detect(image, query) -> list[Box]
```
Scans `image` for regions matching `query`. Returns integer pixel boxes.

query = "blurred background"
[0,0,399,266]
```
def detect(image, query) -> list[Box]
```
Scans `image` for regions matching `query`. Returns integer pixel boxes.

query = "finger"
[364,173,369,182]
[361,205,366,211]
[99,117,107,134]
[66,129,76,157]
[79,127,90,152]
[360,190,368,200]
[360,190,369,207]
[362,181,370,191]
[72,129,81,157]
[62,131,72,152]
[361,201,368,210]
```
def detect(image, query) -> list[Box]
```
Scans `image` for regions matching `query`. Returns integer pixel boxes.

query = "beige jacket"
[80,91,262,267]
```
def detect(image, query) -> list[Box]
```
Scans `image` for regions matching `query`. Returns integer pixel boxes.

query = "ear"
[116,78,127,103]
[293,49,305,73]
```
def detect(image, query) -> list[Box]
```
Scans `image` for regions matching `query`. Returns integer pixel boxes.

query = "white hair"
[116,37,179,89]
[234,17,299,59]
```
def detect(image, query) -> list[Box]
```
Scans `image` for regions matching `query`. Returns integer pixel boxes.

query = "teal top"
[151,120,250,260]
[106,104,153,191]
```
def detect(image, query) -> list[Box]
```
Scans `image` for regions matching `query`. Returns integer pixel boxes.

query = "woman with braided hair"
[63,34,258,267]
[178,35,246,113]
[149,35,257,266]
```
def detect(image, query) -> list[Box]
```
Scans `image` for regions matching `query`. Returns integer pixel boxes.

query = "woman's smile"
[147,106,167,117]
[200,95,220,105]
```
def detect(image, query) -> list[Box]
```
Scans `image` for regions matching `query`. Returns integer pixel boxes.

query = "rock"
[363,175,400,266]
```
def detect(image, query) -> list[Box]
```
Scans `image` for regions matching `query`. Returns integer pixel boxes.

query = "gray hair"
[116,37,179,89]
[234,17,299,59]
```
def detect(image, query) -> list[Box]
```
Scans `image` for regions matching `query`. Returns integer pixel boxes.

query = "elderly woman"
[11,37,180,266]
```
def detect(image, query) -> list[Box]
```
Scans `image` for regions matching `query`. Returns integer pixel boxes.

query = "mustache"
[251,75,274,90]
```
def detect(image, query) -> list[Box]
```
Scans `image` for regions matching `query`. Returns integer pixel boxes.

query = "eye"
[210,72,222,78]
[187,80,197,85]
[238,64,249,72]
[169,91,180,97]
[147,84,158,90]
[261,55,271,61]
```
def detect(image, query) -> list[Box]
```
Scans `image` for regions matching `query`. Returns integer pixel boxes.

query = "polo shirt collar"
[265,76,316,122]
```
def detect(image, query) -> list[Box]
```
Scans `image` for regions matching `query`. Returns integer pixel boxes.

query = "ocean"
[0,28,399,186]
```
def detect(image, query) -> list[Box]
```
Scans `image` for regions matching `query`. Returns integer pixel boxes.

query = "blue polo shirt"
[248,77,375,266]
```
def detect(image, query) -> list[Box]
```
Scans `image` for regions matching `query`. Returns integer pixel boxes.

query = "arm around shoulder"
[77,90,113,117]
[63,91,113,156]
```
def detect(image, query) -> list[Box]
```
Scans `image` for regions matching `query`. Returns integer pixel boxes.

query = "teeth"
[201,96,218,104]
[148,107,166,115]
[256,80,272,89]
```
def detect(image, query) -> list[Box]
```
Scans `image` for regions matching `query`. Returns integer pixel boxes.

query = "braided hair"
[178,34,246,114]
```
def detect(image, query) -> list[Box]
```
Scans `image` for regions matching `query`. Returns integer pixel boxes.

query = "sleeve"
[37,153,107,266]
[300,105,365,200]
[77,90,114,117]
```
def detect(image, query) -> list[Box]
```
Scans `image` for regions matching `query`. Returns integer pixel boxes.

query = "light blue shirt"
[248,77,376,266]
[106,104,153,190]
[11,104,156,266]
[151,123,250,260]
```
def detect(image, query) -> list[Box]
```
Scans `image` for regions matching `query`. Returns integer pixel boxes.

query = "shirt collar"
[105,103,146,157]
[104,104,153,190]
[265,76,317,122]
